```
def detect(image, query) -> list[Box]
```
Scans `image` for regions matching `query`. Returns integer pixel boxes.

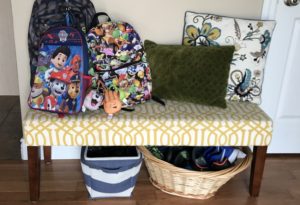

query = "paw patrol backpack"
[85,13,152,109]
[28,24,89,115]
[28,0,96,87]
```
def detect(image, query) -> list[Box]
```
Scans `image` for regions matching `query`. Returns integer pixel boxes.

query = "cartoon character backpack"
[28,23,89,115]
[28,0,96,86]
[85,13,152,110]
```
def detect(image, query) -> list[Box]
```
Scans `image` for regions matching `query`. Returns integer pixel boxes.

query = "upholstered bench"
[23,100,272,201]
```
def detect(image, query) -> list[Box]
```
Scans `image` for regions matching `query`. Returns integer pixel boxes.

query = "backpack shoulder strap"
[152,95,166,106]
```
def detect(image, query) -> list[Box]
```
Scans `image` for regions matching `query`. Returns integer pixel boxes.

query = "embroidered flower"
[227,69,261,102]
[183,24,221,46]
[239,54,247,61]
[260,30,272,49]
[257,22,263,28]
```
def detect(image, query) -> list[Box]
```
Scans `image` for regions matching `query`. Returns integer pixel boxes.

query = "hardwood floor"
[0,157,299,205]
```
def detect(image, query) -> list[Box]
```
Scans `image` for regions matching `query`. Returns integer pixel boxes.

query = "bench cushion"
[23,100,272,146]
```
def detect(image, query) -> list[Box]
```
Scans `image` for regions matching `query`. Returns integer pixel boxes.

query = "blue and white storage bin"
[80,146,142,198]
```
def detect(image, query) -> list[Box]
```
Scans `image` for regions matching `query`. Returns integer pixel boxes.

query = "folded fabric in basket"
[147,146,246,171]
[193,146,246,171]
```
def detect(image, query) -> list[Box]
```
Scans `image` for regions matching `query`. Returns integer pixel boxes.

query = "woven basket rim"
[138,146,252,178]
[149,177,215,199]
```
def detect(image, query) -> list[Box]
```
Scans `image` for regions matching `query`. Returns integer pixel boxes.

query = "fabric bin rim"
[84,146,141,161]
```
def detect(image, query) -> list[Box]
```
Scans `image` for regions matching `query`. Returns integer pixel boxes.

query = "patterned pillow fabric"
[183,11,275,104]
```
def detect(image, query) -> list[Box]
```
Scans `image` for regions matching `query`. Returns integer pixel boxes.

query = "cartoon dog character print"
[60,74,81,113]
[47,70,69,111]
[82,89,103,112]
[70,55,81,73]
[43,95,56,111]
[65,55,81,76]
[49,78,67,98]
[30,76,44,108]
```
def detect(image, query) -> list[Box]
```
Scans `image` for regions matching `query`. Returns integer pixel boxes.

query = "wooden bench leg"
[43,146,52,164]
[249,146,267,197]
[28,146,41,202]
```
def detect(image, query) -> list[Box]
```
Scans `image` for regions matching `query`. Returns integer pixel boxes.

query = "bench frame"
[27,145,268,201]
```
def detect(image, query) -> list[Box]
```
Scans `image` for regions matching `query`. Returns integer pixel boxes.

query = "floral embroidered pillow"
[183,11,275,104]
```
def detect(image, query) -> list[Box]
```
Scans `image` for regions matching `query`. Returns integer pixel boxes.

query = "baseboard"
[20,138,27,160]
[267,154,300,158]
[20,138,81,160]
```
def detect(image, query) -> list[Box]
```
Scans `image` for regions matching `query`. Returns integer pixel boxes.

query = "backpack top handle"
[89,12,111,30]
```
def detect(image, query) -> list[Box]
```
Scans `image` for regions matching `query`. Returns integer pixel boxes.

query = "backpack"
[28,0,96,86]
[28,25,89,115]
[85,14,152,109]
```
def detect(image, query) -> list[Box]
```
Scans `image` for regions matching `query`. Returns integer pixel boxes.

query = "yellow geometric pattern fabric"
[23,100,272,146]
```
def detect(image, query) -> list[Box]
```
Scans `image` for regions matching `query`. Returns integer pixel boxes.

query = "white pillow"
[183,11,275,104]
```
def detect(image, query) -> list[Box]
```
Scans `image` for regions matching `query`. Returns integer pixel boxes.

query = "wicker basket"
[138,146,252,199]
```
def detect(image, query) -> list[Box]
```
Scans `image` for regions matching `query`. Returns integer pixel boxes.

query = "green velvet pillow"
[144,40,234,108]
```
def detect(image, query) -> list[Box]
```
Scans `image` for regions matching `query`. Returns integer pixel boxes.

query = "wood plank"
[0,157,299,204]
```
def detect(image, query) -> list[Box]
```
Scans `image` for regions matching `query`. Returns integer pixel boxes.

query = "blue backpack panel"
[28,27,89,114]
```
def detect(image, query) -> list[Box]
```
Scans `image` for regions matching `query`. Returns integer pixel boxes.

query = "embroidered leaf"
[240,69,252,92]
[234,19,241,40]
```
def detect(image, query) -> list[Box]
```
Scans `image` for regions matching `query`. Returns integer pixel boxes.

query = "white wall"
[12,0,264,159]
[11,0,263,121]
[0,0,19,95]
